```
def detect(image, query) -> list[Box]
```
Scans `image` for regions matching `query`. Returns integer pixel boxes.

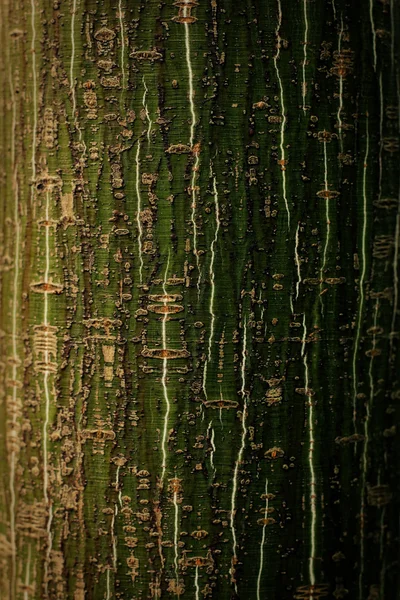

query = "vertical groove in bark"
[0,1,399,599]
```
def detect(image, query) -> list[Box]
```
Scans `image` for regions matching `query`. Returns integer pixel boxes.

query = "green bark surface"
[0,0,399,599]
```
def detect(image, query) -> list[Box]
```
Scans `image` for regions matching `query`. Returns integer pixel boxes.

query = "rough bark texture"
[0,0,399,599]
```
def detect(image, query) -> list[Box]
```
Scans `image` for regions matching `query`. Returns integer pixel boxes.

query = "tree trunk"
[0,0,399,598]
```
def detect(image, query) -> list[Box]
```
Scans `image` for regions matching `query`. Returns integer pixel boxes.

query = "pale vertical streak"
[219,388,223,428]
[23,544,32,600]
[26,4,38,597]
[70,0,77,121]
[173,491,180,590]
[273,0,290,230]
[337,17,344,151]
[184,17,196,147]
[391,203,400,359]
[352,115,369,431]
[208,175,220,361]
[259,290,265,322]
[369,0,377,71]
[30,2,58,592]
[390,79,400,360]
[202,362,208,401]
[294,222,302,300]
[43,505,53,598]
[203,172,220,395]
[69,0,85,151]
[191,150,201,287]
[135,139,144,284]
[320,141,330,280]
[106,570,111,600]
[302,0,309,113]
[302,315,316,590]
[31,0,37,182]
[44,191,50,321]
[289,291,294,315]
[378,73,383,204]
[42,190,53,599]
[256,478,269,600]
[207,421,216,479]
[160,253,171,485]
[230,319,248,591]
[194,566,200,600]
[117,465,123,508]
[118,0,126,90]
[111,507,117,570]
[8,64,19,599]
[184,5,201,280]
[358,300,379,600]
[42,191,51,506]
[110,465,122,583]
[142,77,152,144]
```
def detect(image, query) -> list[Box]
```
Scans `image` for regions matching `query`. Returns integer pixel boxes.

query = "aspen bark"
[0,0,399,599]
